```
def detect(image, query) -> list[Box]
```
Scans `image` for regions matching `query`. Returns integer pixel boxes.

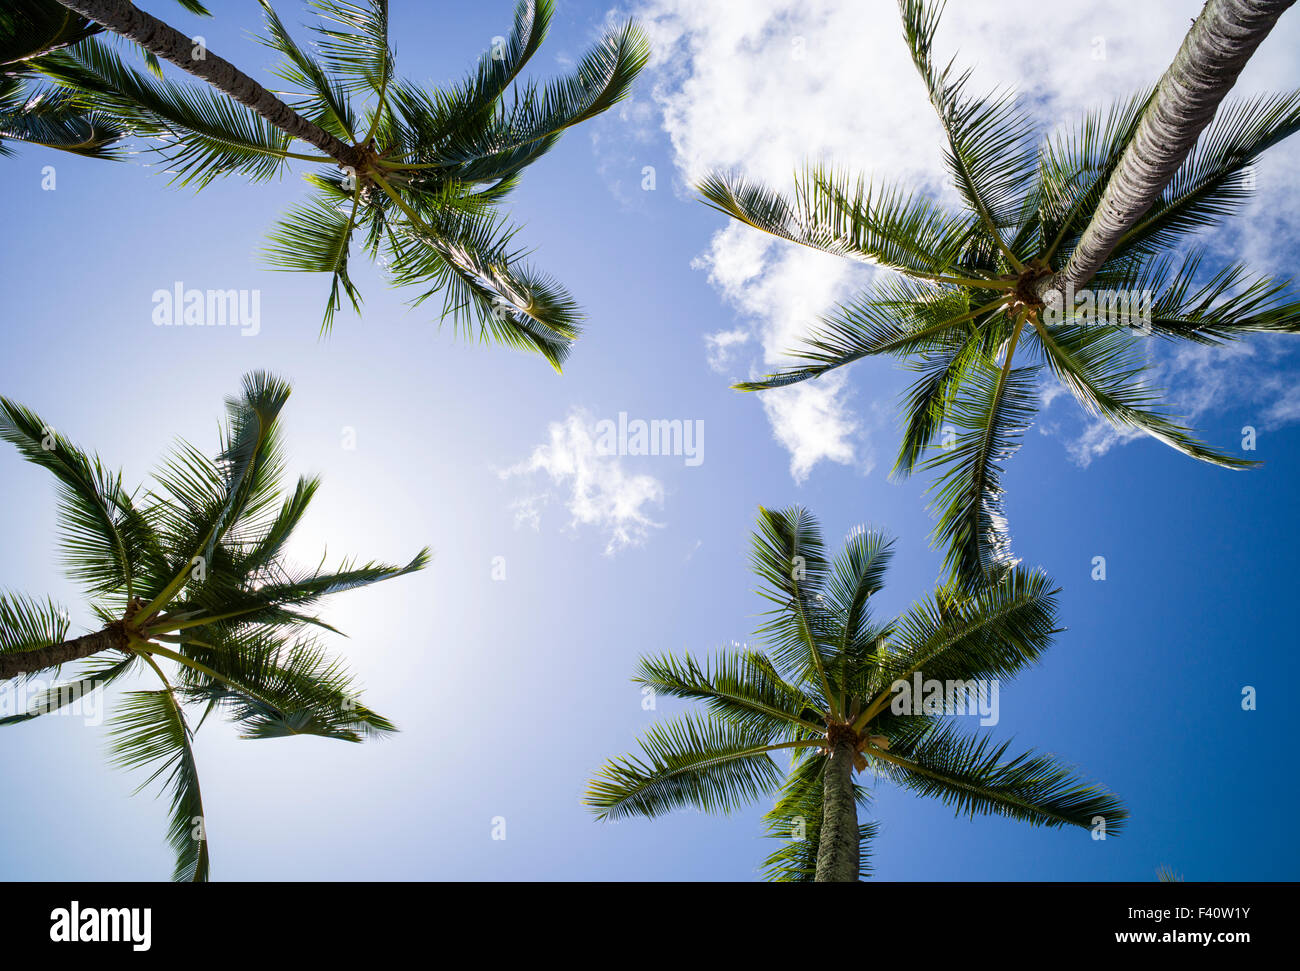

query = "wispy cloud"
[500,408,665,554]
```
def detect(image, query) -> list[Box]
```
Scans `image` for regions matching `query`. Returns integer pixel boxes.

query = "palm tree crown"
[15,0,649,365]
[587,506,1125,881]
[701,0,1300,588]
[0,371,428,881]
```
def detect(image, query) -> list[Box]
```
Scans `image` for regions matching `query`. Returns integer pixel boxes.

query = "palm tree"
[700,0,1300,588]
[23,0,649,364]
[586,506,1125,882]
[0,371,428,881]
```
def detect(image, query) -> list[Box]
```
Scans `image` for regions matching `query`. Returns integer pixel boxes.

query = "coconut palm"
[586,506,1125,882]
[25,0,648,363]
[701,0,1300,588]
[0,372,428,881]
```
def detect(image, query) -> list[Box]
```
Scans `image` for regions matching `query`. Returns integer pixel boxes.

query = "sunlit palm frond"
[734,279,1000,392]
[108,684,210,881]
[899,0,1037,251]
[878,720,1127,832]
[0,591,70,660]
[634,650,826,735]
[877,566,1059,692]
[1029,314,1257,469]
[918,351,1038,587]
[36,37,292,185]
[701,163,979,277]
[0,395,155,598]
[585,712,789,821]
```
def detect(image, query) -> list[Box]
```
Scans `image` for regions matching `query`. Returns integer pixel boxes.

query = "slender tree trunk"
[815,741,859,882]
[0,625,127,680]
[1036,0,1295,301]
[52,0,364,169]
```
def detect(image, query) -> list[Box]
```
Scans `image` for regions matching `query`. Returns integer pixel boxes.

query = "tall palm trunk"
[52,0,364,169]
[0,624,126,680]
[815,741,859,882]
[1037,0,1295,300]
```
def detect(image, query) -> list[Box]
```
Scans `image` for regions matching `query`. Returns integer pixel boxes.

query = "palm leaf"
[585,713,789,821]
[107,686,210,881]
[878,720,1127,832]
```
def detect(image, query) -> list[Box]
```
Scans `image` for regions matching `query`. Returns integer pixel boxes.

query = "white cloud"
[628,0,1300,478]
[703,326,750,372]
[760,373,869,482]
[500,409,664,554]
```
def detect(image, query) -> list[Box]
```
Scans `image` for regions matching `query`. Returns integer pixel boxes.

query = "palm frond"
[427,18,648,169]
[36,37,292,185]
[734,279,1001,391]
[879,720,1127,832]
[1030,314,1257,469]
[749,505,838,692]
[264,184,364,333]
[0,591,69,659]
[309,0,391,96]
[172,630,395,742]
[898,0,1037,250]
[256,0,358,143]
[0,77,125,157]
[698,165,975,279]
[876,566,1059,692]
[586,713,787,821]
[918,350,1038,587]
[0,652,135,724]
[634,650,826,735]
[0,395,153,599]
[107,687,210,881]
[1095,248,1300,343]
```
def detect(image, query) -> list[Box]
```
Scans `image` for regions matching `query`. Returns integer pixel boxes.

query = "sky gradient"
[1,0,1297,881]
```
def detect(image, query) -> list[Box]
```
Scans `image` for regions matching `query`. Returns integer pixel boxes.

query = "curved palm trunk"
[0,624,126,680]
[52,0,363,169]
[1037,0,1295,300]
[815,742,859,882]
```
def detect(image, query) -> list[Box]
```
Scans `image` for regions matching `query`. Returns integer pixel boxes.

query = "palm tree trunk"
[0,624,127,680]
[52,0,364,169]
[815,741,859,882]
[1037,0,1295,300]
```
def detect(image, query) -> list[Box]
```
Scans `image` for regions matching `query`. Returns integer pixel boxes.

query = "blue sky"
[1,0,1298,880]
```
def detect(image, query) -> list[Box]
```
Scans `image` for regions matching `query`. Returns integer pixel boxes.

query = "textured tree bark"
[815,741,859,882]
[0,625,127,680]
[1036,0,1295,301]
[52,0,364,169]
